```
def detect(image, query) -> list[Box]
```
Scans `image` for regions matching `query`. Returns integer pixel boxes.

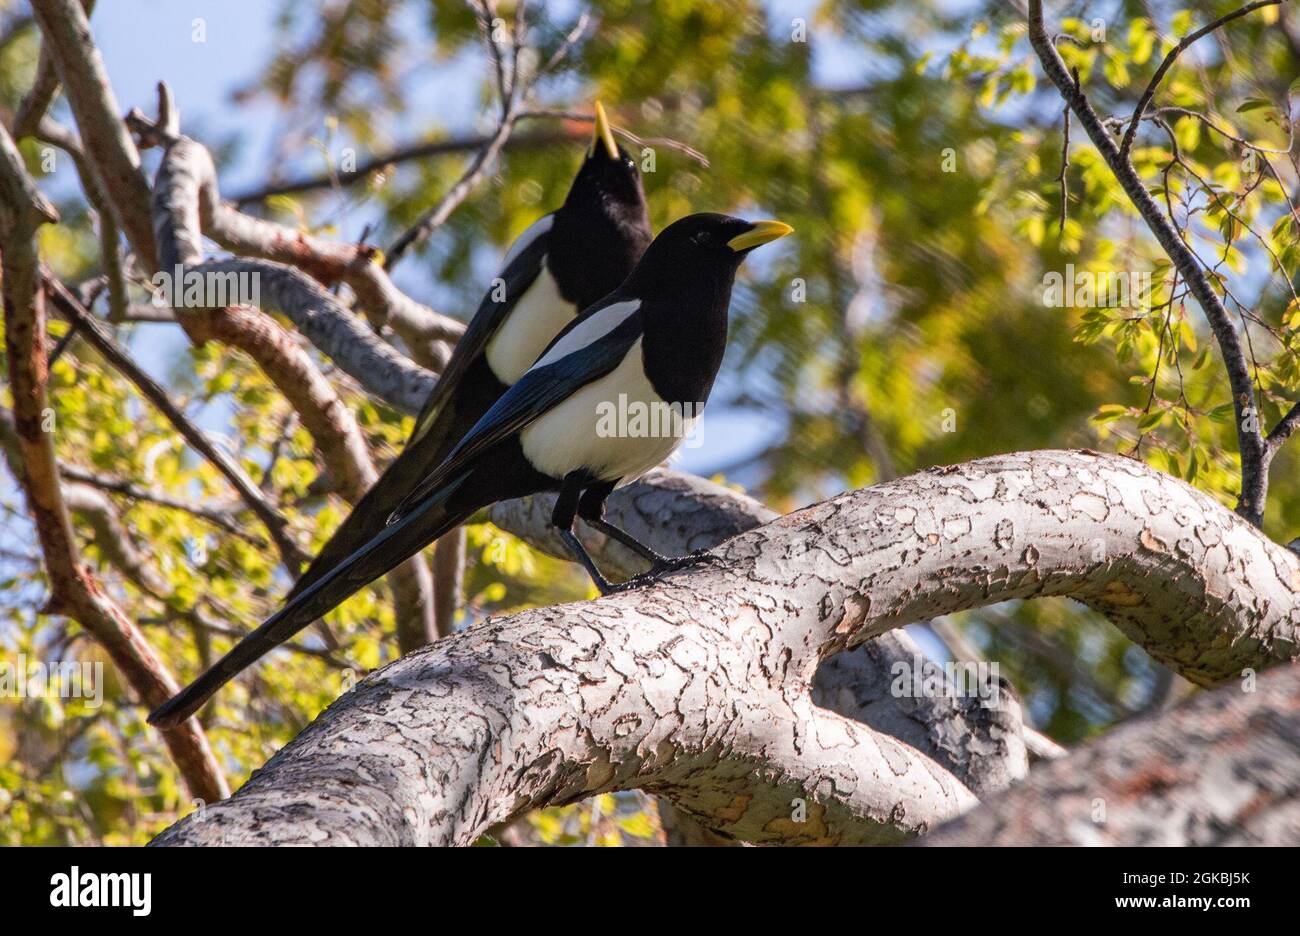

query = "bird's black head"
[546,103,652,309]
[562,101,647,222]
[626,213,793,294]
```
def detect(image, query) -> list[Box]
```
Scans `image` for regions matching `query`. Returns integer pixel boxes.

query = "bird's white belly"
[485,265,575,384]
[520,338,698,483]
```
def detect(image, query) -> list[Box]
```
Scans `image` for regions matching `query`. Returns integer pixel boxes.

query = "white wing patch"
[485,264,575,384]
[531,300,642,371]
[520,337,698,484]
[500,213,554,270]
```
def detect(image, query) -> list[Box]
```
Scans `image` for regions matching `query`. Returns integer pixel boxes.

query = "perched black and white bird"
[293,102,649,601]
[151,214,789,729]
[147,105,649,729]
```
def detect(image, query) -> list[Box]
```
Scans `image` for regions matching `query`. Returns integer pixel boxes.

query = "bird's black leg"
[576,482,669,565]
[577,481,724,583]
[552,472,620,595]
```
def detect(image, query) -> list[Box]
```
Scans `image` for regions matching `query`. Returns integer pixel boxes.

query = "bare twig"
[228,127,575,204]
[1055,69,1077,235]
[1120,1,1283,158]
[1028,0,1270,526]
[34,117,130,322]
[383,12,592,270]
[56,464,259,544]
[12,1,96,141]
[383,108,520,270]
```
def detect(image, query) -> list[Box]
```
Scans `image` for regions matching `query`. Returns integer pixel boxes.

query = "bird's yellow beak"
[591,101,620,160]
[727,220,793,251]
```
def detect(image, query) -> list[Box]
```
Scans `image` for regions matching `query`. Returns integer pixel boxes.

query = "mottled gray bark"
[923,662,1300,845]
[496,467,1029,798]
[153,450,1300,846]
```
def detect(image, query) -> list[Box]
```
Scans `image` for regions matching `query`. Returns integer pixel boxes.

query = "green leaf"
[1093,404,1130,423]
[1137,409,1164,432]
[1236,97,1273,114]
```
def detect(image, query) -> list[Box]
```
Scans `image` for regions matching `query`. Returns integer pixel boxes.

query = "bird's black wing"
[279,217,553,604]
[407,215,553,446]
[390,298,645,520]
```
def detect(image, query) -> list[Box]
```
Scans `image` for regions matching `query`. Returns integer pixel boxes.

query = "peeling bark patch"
[942,513,971,542]
[1139,528,1166,553]
[1070,491,1109,521]
[1100,581,1145,608]
[764,803,840,846]
[834,594,871,635]
[1116,762,1187,798]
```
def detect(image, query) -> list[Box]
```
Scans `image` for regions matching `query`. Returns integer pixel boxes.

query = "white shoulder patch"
[530,300,642,371]
[500,214,555,270]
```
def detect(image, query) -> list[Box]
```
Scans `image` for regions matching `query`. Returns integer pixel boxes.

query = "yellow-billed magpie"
[148,105,649,728]
[291,103,649,602]
[149,213,790,729]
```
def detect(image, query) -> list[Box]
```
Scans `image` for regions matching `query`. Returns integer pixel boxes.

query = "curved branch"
[153,450,1300,845]
[1119,1,1282,158]
[139,98,438,663]
[151,136,438,414]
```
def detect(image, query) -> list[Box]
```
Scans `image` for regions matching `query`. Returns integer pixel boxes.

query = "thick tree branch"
[147,117,465,371]
[923,662,1300,845]
[149,132,438,414]
[153,450,1299,845]
[127,87,441,658]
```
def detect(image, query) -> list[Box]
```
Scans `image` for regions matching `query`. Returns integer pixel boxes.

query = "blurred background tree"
[0,0,1296,844]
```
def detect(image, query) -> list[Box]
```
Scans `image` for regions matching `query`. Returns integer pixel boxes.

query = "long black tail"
[284,391,468,604]
[148,474,472,729]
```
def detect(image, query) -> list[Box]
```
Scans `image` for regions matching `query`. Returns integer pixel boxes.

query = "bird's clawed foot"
[603,549,725,593]
[649,548,725,576]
